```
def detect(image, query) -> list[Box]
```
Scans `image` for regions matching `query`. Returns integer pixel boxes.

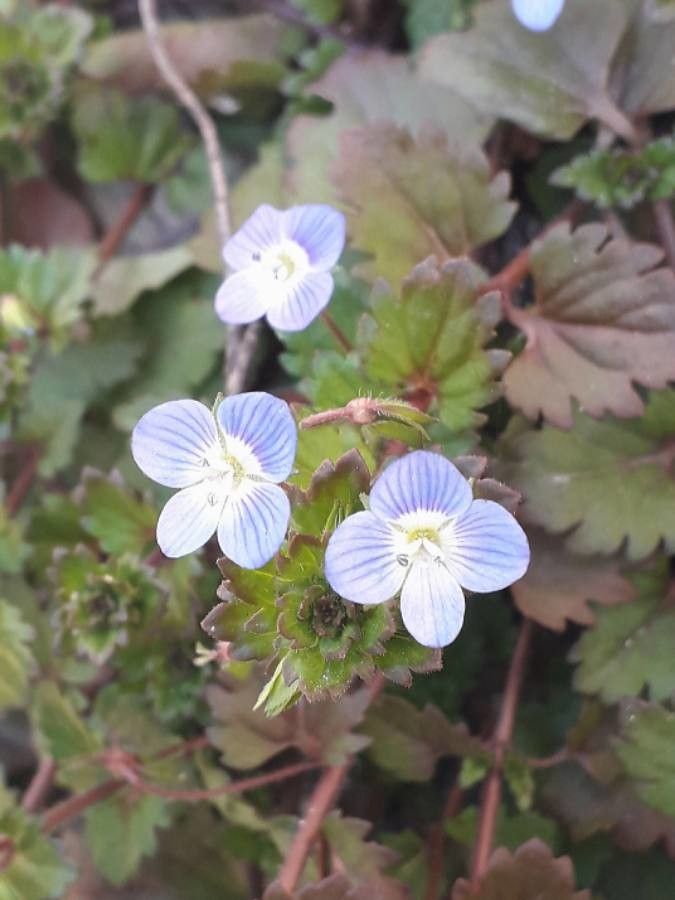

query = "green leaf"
[91,244,193,317]
[511,528,636,631]
[291,449,370,537]
[0,784,74,899]
[451,839,589,900]
[72,86,192,183]
[360,257,507,432]
[502,390,675,559]
[571,562,675,702]
[321,812,397,879]
[112,275,222,431]
[362,695,486,782]
[0,504,29,575]
[616,702,675,817]
[85,793,170,886]
[402,0,471,48]
[0,601,33,712]
[446,807,560,852]
[334,124,515,285]
[420,0,633,141]
[26,5,92,68]
[78,471,156,556]
[19,333,142,475]
[0,244,95,333]
[503,223,675,427]
[283,50,492,207]
[551,137,675,208]
[291,418,375,490]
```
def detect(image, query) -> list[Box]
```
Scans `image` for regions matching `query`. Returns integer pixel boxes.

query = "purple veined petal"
[214,267,276,325]
[217,481,290,568]
[324,511,406,605]
[511,0,565,31]
[281,204,346,270]
[156,481,223,557]
[265,271,334,332]
[132,399,219,488]
[443,499,531,593]
[223,204,284,270]
[216,392,297,483]
[369,451,473,522]
[400,562,465,648]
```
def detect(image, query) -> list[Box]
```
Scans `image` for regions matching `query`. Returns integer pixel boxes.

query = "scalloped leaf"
[511,528,635,631]
[291,449,371,537]
[360,257,507,432]
[452,839,590,900]
[503,223,675,427]
[616,702,675,817]
[0,601,34,711]
[333,124,515,285]
[571,562,675,702]
[502,390,675,559]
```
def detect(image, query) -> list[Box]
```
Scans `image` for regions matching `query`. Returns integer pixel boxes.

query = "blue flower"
[324,451,530,648]
[215,203,346,332]
[511,0,565,31]
[131,392,297,567]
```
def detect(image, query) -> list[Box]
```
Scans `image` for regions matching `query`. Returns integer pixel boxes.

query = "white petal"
[370,451,472,521]
[156,482,222,557]
[266,271,334,331]
[216,392,297,483]
[131,399,219,488]
[511,0,565,31]
[223,204,284,270]
[214,268,277,325]
[400,563,465,648]
[282,204,346,270]
[324,511,405,605]
[443,500,530,593]
[217,481,290,569]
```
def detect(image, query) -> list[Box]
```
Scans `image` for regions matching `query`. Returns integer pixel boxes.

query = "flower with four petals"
[214,203,346,331]
[324,451,530,648]
[131,392,297,568]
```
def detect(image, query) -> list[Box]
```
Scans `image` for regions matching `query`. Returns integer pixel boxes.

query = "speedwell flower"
[324,451,530,648]
[511,0,565,31]
[131,392,297,568]
[214,203,346,331]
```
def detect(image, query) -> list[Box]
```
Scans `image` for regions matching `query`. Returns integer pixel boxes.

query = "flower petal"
[214,267,275,325]
[400,562,465,648]
[156,482,222,557]
[370,451,472,522]
[132,399,219,488]
[217,481,290,568]
[223,204,283,270]
[443,499,530,593]
[325,511,405,605]
[511,0,565,31]
[216,392,297,482]
[266,271,334,331]
[282,204,346,270]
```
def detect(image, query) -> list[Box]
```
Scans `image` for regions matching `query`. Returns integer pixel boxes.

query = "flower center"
[392,511,449,568]
[253,239,309,285]
[201,434,263,505]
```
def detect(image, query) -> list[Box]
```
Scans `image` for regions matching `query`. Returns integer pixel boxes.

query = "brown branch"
[21,757,56,814]
[137,0,230,247]
[652,199,675,271]
[321,310,353,354]
[276,675,385,895]
[95,182,154,273]
[423,783,463,900]
[43,760,317,834]
[225,319,263,396]
[469,619,534,890]
[5,445,39,517]
[277,761,350,894]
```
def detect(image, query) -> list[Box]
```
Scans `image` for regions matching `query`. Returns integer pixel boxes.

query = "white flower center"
[253,239,310,285]
[391,510,453,570]
[200,434,264,505]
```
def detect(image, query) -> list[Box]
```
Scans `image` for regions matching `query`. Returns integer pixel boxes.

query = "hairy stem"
[95,182,154,273]
[320,310,353,353]
[21,757,56,814]
[422,783,463,900]
[469,619,533,888]
[6,445,39,517]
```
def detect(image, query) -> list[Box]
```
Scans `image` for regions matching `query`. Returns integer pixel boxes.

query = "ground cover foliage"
[2,0,675,896]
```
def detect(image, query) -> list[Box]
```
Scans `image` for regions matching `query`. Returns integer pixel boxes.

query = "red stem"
[423,783,463,900]
[652,199,675,271]
[469,619,533,889]
[21,757,56,814]
[6,446,39,517]
[320,310,353,354]
[95,182,153,273]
